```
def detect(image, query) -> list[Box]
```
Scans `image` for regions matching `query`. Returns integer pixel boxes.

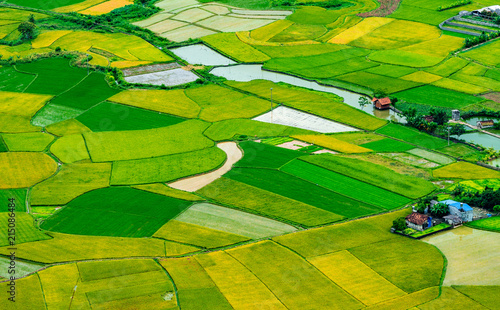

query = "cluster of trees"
[399,106,467,137]
[452,185,500,211]
[437,0,471,11]
[465,31,500,48]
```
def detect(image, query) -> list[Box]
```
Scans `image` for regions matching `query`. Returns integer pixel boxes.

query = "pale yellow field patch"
[79,0,133,15]
[423,227,500,286]
[198,15,274,32]
[172,8,213,23]
[87,51,109,66]
[45,119,91,136]
[161,24,217,42]
[400,35,464,57]
[251,19,294,42]
[38,264,79,310]
[329,17,393,45]
[132,13,173,28]
[111,60,151,68]
[196,251,287,309]
[308,250,407,306]
[50,134,90,163]
[0,91,52,118]
[432,78,490,94]
[203,4,230,15]
[401,71,443,83]
[155,0,199,12]
[149,19,188,33]
[31,30,73,49]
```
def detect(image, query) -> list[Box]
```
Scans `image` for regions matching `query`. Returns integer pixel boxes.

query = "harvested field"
[423,227,500,285]
[175,203,297,239]
[433,162,500,179]
[277,140,311,150]
[358,0,401,17]
[197,177,344,227]
[253,106,358,133]
[198,15,273,32]
[168,142,241,192]
[172,7,213,23]
[0,152,57,189]
[124,68,199,86]
[164,24,216,42]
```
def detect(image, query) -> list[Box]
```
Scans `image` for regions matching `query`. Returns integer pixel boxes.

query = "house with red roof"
[372,97,392,110]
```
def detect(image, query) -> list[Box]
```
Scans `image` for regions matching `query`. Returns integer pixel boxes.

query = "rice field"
[395,85,485,108]
[423,227,500,286]
[1,132,54,152]
[453,286,500,310]
[132,183,203,201]
[235,141,302,169]
[0,213,51,246]
[376,123,449,149]
[202,33,271,62]
[41,187,193,237]
[407,148,455,165]
[0,152,57,189]
[466,217,500,233]
[360,138,415,152]
[336,71,421,94]
[433,162,500,179]
[197,177,345,227]
[281,160,411,210]
[175,203,297,239]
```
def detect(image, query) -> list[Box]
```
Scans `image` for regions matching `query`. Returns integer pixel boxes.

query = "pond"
[210,64,404,122]
[464,116,499,127]
[453,132,500,150]
[170,44,237,66]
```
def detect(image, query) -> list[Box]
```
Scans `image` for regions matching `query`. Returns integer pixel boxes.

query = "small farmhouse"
[405,212,430,231]
[440,200,474,222]
[372,97,391,110]
[423,115,434,123]
[472,5,500,17]
[477,120,495,129]
[443,214,462,227]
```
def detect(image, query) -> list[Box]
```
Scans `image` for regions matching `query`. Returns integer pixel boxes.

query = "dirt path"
[168,142,243,192]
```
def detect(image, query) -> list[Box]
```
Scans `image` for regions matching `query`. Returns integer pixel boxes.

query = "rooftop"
[439,200,473,212]
[406,212,429,225]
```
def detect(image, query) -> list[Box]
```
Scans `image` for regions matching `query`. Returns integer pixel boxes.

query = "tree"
[358,97,370,109]
[392,217,407,231]
[493,205,500,212]
[18,21,36,40]
[28,14,35,24]
[430,203,449,217]
[429,107,449,125]
[373,89,387,98]
[449,124,466,138]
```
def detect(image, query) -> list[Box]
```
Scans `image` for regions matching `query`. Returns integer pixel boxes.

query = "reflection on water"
[464,116,499,126]
[210,64,404,122]
[170,44,237,66]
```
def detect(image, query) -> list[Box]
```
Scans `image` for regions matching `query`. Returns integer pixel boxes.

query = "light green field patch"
[50,134,90,163]
[202,32,270,63]
[407,148,455,165]
[110,146,226,185]
[269,23,327,42]
[433,162,500,179]
[364,64,418,78]
[336,71,421,94]
[400,71,442,83]
[0,271,45,310]
[175,203,297,239]
[0,213,51,246]
[255,43,349,58]
[432,78,490,94]
[0,152,57,189]
[153,220,249,248]
[45,119,91,136]
[399,34,464,57]
[38,263,80,310]
[1,132,54,151]
[369,50,444,67]
[453,286,500,310]
[451,73,500,92]
[424,57,469,77]
[0,257,43,278]
[31,162,111,205]
[84,120,213,162]
[309,250,407,306]
[250,19,294,42]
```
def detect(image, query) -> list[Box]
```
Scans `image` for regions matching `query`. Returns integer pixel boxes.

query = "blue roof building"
[439,200,473,222]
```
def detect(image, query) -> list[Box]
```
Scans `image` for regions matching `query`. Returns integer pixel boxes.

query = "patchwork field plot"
[423,227,500,286]
[382,152,441,168]
[292,134,372,153]
[84,119,212,162]
[281,160,411,210]
[133,183,204,201]
[30,162,111,205]
[308,250,407,306]
[235,141,301,169]
[197,177,345,227]
[302,154,435,199]
[360,138,414,152]
[175,203,297,239]
[203,32,271,62]
[407,148,454,165]
[0,257,42,278]
[50,134,90,163]
[0,270,45,310]
[196,251,287,309]
[41,187,193,237]
[111,146,226,185]
[225,168,383,218]
[253,106,358,133]
[336,71,421,94]
[124,68,199,86]
[1,132,54,152]
[453,285,500,310]
[433,162,500,179]
[0,232,197,263]
[0,188,27,212]
[376,123,449,149]
[227,241,363,310]
[0,152,57,189]
[0,91,52,133]
[108,89,200,118]
[154,220,249,248]
[133,1,289,42]
[226,80,387,130]
[0,66,36,92]
[0,213,51,247]
[418,286,489,310]
[79,0,134,15]
[393,85,485,108]
[466,216,500,232]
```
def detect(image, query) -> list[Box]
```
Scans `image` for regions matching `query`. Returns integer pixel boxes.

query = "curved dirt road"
[168,142,243,192]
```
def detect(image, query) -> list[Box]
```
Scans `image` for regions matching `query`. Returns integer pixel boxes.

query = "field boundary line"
[155,259,182,310]
[36,272,49,310]
[13,65,38,93]
[224,249,290,310]
[151,236,203,250]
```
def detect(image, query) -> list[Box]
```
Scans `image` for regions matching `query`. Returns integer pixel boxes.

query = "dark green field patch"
[76,101,184,132]
[0,189,27,212]
[40,187,193,237]
[17,58,88,95]
[360,138,415,152]
[0,66,35,92]
[376,123,449,149]
[281,160,411,210]
[393,85,485,108]
[235,141,302,169]
[49,72,120,110]
[0,136,7,152]
[6,0,84,9]
[224,168,382,218]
